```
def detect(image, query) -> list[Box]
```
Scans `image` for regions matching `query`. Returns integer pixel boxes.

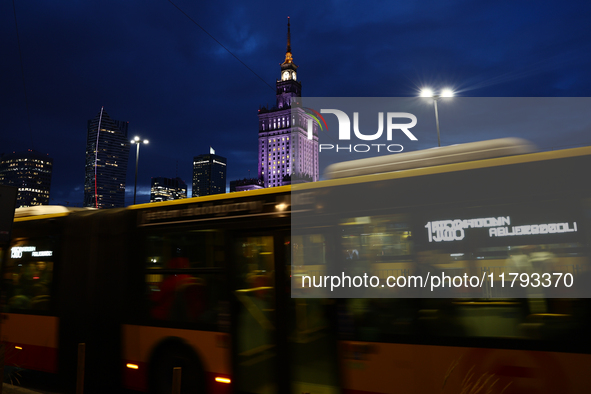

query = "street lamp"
[130,136,149,205]
[420,88,454,147]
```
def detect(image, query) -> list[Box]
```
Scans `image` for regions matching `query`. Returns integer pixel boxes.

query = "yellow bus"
[2,139,591,394]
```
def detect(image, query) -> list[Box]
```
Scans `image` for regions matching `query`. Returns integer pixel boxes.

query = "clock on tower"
[276,17,301,108]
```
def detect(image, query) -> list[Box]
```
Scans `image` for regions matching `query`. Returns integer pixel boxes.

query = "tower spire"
[282,17,293,65]
[286,17,291,54]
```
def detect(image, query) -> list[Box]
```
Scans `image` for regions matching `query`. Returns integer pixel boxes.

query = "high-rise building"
[192,149,227,197]
[150,177,187,203]
[84,108,130,208]
[0,150,53,207]
[257,18,319,188]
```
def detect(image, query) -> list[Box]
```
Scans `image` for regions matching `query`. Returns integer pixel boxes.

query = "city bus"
[2,139,591,394]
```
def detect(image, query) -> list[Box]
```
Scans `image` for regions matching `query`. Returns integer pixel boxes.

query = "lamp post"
[130,136,149,205]
[420,88,454,147]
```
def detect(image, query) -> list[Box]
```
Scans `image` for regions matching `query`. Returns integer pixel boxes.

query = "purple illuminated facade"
[257,18,319,188]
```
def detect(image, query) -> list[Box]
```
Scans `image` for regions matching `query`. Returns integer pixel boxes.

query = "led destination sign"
[139,194,292,225]
[141,200,263,224]
[11,246,53,259]
[425,216,577,243]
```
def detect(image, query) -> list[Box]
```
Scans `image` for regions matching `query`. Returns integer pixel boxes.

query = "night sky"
[2,0,591,206]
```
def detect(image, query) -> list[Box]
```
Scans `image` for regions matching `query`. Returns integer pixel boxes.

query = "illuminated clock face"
[282,71,290,81]
[292,71,297,80]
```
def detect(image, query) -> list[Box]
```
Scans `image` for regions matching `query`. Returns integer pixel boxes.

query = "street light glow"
[131,135,149,205]
[441,88,454,98]
[418,87,455,147]
[420,88,434,98]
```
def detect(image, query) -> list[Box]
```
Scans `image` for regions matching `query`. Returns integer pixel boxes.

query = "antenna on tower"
[286,16,291,54]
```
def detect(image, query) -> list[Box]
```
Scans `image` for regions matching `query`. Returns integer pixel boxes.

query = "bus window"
[143,229,227,330]
[456,241,590,339]
[291,234,327,297]
[339,214,413,289]
[235,235,275,291]
[292,234,326,266]
[145,229,225,269]
[337,215,419,342]
[4,238,55,312]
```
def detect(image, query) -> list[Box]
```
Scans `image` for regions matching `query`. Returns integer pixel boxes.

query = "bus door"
[289,232,340,394]
[231,230,286,394]
[231,229,340,394]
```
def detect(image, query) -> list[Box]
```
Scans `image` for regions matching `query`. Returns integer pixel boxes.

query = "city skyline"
[3,1,591,206]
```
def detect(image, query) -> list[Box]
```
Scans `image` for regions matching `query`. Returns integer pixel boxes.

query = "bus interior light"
[126,363,139,370]
[215,377,231,384]
[15,346,22,350]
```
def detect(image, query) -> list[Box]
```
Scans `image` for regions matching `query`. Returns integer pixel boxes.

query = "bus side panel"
[122,324,231,393]
[1,314,58,373]
[339,341,591,394]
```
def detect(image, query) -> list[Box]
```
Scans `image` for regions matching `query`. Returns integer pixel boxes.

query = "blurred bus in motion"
[297,139,591,393]
[2,139,591,394]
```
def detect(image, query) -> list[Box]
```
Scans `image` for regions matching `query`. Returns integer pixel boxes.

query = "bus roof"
[323,138,536,180]
[14,206,95,221]
[293,140,591,191]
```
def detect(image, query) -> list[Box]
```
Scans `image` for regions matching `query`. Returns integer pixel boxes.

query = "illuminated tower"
[257,18,319,188]
[0,150,53,207]
[83,108,130,208]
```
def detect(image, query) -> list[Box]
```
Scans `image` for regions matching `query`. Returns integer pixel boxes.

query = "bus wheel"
[148,342,206,394]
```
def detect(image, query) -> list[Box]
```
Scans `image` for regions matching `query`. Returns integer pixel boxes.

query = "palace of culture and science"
[257,18,319,188]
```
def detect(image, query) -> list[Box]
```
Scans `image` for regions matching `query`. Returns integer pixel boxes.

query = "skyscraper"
[0,150,53,207]
[192,149,227,197]
[150,177,187,203]
[84,108,130,208]
[257,18,319,188]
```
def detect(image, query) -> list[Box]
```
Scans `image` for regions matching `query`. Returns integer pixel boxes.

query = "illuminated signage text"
[426,216,577,243]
